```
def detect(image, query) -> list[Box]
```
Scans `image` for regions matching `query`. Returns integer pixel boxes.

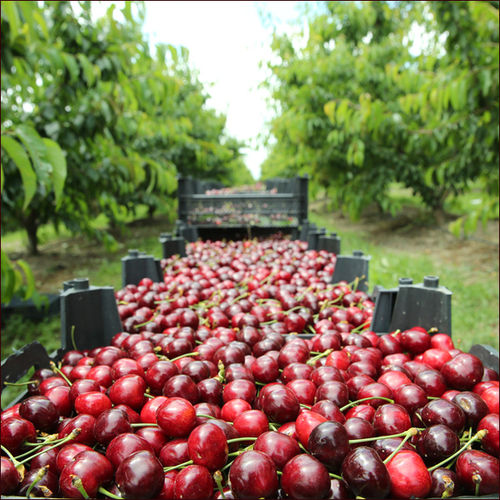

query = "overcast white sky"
[93,1,309,179]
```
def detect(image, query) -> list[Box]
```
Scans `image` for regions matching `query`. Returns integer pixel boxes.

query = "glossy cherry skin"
[59,450,113,498]
[478,413,500,457]
[400,328,431,354]
[259,386,300,424]
[233,409,269,438]
[310,399,346,424]
[386,450,432,499]
[115,450,164,499]
[314,381,349,407]
[456,449,499,495]
[221,398,252,422]
[344,417,374,446]
[281,453,331,499]
[109,374,146,410]
[421,399,466,433]
[156,397,196,438]
[19,395,59,432]
[373,403,411,436]
[1,416,37,454]
[254,431,301,469]
[187,422,228,471]
[441,353,484,390]
[68,378,101,403]
[430,468,460,498]
[74,391,112,417]
[481,386,499,414]
[229,450,279,499]
[295,410,328,448]
[452,391,489,426]
[287,378,317,406]
[159,438,189,467]
[135,426,167,456]
[145,360,179,395]
[92,407,131,445]
[45,385,72,417]
[18,466,59,498]
[341,446,391,498]
[30,444,59,471]
[357,382,393,408]
[393,383,428,414]
[416,424,460,465]
[174,464,214,500]
[0,457,20,495]
[307,421,350,471]
[140,396,168,424]
[345,403,375,423]
[55,443,94,473]
[106,432,154,468]
[414,369,447,397]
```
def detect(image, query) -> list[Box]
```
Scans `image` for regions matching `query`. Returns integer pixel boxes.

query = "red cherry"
[295,410,328,448]
[156,397,196,438]
[386,450,432,498]
[373,403,411,436]
[440,353,484,390]
[174,464,215,500]
[233,409,269,438]
[254,430,301,469]
[478,413,500,457]
[456,449,499,495]
[108,374,146,410]
[56,443,94,473]
[0,457,20,495]
[281,453,331,499]
[106,432,154,468]
[140,396,168,424]
[74,391,112,417]
[481,386,499,414]
[187,422,228,471]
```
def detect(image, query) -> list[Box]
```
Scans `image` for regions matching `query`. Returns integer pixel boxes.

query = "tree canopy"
[262,1,499,226]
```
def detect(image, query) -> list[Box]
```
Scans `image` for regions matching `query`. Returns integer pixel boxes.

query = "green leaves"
[42,138,67,208]
[1,135,37,210]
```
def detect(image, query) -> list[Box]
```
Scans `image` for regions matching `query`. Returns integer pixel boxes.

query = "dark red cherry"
[371,437,414,461]
[135,426,167,456]
[341,446,391,498]
[156,397,196,438]
[281,453,331,499]
[229,450,279,499]
[430,468,460,498]
[18,467,59,498]
[187,422,228,471]
[416,424,460,465]
[0,457,20,495]
[94,407,132,445]
[344,417,374,446]
[55,443,93,473]
[386,449,432,499]
[115,450,164,499]
[478,413,499,457]
[106,432,153,468]
[372,403,411,436]
[145,360,179,395]
[421,399,466,433]
[441,353,484,390]
[307,421,350,471]
[357,382,393,408]
[254,431,301,469]
[159,438,189,467]
[456,449,499,495]
[393,383,428,414]
[108,374,146,410]
[310,400,346,424]
[452,391,489,426]
[414,369,447,397]
[174,464,215,500]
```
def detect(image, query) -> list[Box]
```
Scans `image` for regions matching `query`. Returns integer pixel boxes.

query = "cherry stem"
[71,475,89,499]
[4,380,37,386]
[169,351,199,362]
[348,429,414,445]
[144,393,154,399]
[14,434,63,459]
[427,429,488,472]
[307,349,333,365]
[70,324,77,351]
[26,465,48,498]
[227,437,258,444]
[213,470,226,499]
[17,429,81,465]
[329,472,343,481]
[196,413,216,420]
[99,486,123,499]
[427,396,440,400]
[131,422,158,427]
[350,321,371,333]
[300,403,311,409]
[382,427,418,464]
[340,396,394,412]
[473,474,481,496]
[163,459,193,472]
[49,361,73,387]
[1,445,21,467]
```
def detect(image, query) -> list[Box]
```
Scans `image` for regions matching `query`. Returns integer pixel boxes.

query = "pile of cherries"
[1,237,499,499]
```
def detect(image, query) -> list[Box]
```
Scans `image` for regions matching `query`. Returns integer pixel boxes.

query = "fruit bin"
[177,175,309,241]
[2,237,499,499]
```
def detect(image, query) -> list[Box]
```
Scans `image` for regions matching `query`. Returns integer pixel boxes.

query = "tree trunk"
[24,213,39,256]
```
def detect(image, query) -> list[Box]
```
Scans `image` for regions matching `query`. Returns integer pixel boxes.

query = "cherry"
[251,354,280,383]
[345,403,375,422]
[68,378,101,403]
[386,449,432,498]
[357,382,393,408]
[346,375,375,401]
[295,409,328,448]
[109,373,146,410]
[197,377,223,406]
[253,430,301,469]
[135,426,168,455]
[456,449,499,495]
[281,453,331,499]
[106,432,154,468]
[115,450,164,499]
[55,443,94,473]
[416,424,460,465]
[94,407,132,445]
[159,438,189,467]
[140,395,168,424]
[430,333,454,351]
[221,398,252,422]
[414,369,447,397]
[156,397,196,438]
[341,446,391,498]
[0,457,20,495]
[226,363,254,383]
[74,391,112,417]
[19,395,59,432]
[344,417,375,445]
[452,391,489,426]
[421,399,466,433]
[481,386,499,414]
[478,413,500,457]
[229,450,279,499]
[87,365,113,388]
[188,422,228,471]
[400,328,431,354]
[29,444,59,471]
[287,378,317,406]
[310,399,346,424]
[441,352,484,390]
[18,466,59,498]
[378,334,402,355]
[377,370,412,392]
[233,409,269,438]
[307,421,350,471]
[174,464,215,500]
[145,360,178,395]
[223,378,257,405]
[393,383,428,414]
[430,468,460,498]
[421,348,452,370]
[59,450,113,498]
[373,403,411,436]
[315,381,349,407]
[158,470,178,499]
[1,416,37,454]
[327,477,351,500]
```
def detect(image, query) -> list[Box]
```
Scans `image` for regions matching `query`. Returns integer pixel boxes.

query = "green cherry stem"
[169,352,200,363]
[340,396,394,412]
[227,437,258,445]
[348,429,415,445]
[307,349,333,366]
[1,444,21,467]
[427,429,488,472]
[383,427,418,464]
[25,465,49,498]
[99,486,124,499]
[131,422,158,427]
[163,460,193,472]
[49,361,73,387]
[213,470,226,499]
[329,472,343,481]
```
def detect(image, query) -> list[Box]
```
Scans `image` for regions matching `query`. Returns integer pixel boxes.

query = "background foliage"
[1,0,252,302]
[261,1,499,228]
